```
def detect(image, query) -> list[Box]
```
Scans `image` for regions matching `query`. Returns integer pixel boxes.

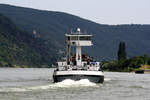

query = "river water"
[0,68,150,100]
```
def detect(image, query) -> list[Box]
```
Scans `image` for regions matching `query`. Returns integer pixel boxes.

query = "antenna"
[77,28,80,34]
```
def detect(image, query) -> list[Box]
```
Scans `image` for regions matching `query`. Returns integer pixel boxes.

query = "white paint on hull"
[54,70,104,76]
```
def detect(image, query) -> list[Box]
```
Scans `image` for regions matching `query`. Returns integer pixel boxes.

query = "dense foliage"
[0,14,57,67]
[117,41,127,61]
[0,4,150,61]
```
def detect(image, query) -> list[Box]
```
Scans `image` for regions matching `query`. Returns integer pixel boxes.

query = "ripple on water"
[128,85,144,89]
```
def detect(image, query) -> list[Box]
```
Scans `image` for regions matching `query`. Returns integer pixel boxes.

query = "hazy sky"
[0,0,150,24]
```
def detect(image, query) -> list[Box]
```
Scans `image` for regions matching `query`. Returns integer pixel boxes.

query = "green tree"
[117,41,127,61]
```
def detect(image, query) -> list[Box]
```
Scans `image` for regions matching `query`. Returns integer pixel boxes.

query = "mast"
[76,28,82,66]
[65,28,93,66]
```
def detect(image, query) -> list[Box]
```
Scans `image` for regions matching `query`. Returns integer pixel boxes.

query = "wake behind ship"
[53,28,104,83]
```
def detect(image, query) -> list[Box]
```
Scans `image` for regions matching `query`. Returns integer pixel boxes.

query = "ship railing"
[57,65,100,71]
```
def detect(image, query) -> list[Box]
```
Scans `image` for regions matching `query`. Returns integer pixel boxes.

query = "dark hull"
[53,75,104,83]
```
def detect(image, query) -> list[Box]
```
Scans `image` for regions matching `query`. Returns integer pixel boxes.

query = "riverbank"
[101,54,150,72]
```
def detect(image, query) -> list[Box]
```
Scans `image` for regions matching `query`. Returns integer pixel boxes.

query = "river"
[0,68,150,100]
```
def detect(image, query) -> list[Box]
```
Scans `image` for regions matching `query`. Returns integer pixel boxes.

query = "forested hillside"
[0,4,150,61]
[0,13,57,67]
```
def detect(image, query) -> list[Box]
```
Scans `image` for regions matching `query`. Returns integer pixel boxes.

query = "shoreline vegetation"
[102,59,150,72]
[101,41,150,72]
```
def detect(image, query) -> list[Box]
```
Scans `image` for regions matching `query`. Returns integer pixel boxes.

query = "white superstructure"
[65,28,94,66]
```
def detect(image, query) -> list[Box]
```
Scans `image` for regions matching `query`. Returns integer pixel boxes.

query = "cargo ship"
[53,28,104,83]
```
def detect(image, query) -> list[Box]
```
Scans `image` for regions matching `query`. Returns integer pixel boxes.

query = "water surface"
[0,68,150,100]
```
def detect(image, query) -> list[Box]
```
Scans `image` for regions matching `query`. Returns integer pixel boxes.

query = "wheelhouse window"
[66,36,92,41]
[71,36,78,40]
[79,36,91,40]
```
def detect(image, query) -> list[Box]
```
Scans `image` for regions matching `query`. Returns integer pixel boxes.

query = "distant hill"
[0,4,150,61]
[0,13,57,67]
